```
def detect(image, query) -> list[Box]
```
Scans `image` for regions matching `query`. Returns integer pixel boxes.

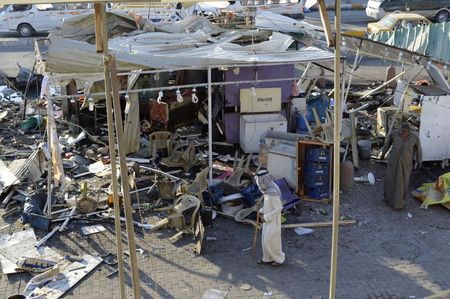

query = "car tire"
[18,24,33,38]
[436,10,449,23]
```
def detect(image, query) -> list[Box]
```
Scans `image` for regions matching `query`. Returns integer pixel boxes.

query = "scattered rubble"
[0,2,449,298]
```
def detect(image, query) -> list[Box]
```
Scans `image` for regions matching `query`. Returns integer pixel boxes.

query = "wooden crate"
[296,139,333,202]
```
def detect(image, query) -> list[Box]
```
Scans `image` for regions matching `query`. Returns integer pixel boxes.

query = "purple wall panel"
[224,112,240,144]
[224,65,294,107]
[223,65,294,143]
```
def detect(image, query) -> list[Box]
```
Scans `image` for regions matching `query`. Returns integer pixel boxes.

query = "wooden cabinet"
[296,139,333,202]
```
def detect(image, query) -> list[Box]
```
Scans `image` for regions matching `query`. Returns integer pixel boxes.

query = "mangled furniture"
[160,143,201,172]
[150,194,204,254]
[181,167,209,205]
[148,131,174,160]
[223,153,253,189]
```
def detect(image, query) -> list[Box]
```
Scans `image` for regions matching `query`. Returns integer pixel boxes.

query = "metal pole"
[94,3,125,298]
[207,66,213,184]
[329,0,341,297]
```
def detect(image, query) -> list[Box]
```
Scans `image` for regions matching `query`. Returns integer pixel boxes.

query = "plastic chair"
[160,143,200,172]
[150,194,201,241]
[181,167,209,204]
[224,153,252,188]
[149,131,173,159]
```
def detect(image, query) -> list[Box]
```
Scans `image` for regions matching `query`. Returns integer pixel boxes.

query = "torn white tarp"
[45,34,333,79]
[255,10,323,40]
[108,31,212,53]
[154,15,223,35]
[49,11,139,43]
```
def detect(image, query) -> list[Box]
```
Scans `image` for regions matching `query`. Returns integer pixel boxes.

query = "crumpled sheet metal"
[49,11,138,43]
[154,15,224,35]
[368,22,450,64]
[45,33,334,78]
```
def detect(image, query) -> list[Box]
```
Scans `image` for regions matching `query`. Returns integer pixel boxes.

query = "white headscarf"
[255,169,281,197]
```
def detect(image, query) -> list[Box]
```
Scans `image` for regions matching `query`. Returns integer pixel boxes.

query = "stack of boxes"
[303,147,330,199]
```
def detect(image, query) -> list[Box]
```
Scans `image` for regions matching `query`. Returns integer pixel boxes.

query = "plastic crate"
[305,147,330,162]
[306,186,329,199]
[304,162,329,175]
[304,174,328,188]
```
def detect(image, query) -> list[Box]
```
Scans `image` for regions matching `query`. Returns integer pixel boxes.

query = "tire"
[436,10,449,23]
[17,23,33,38]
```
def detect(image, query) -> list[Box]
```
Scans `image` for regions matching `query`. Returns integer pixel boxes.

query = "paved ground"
[1,159,449,299]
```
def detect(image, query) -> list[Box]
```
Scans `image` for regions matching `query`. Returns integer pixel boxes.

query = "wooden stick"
[282,220,356,229]
[35,225,60,248]
[330,1,342,297]
[46,97,52,218]
[360,71,405,100]
[252,211,261,259]
[58,206,76,232]
[94,4,126,299]
[108,55,142,299]
[317,0,334,47]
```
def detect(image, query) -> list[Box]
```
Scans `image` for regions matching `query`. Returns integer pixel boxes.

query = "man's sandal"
[256,260,272,265]
[271,262,282,267]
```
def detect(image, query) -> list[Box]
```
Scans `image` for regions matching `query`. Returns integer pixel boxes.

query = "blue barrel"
[295,114,308,132]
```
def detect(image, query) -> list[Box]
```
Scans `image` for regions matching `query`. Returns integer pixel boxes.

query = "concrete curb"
[0,37,35,48]
[308,3,365,12]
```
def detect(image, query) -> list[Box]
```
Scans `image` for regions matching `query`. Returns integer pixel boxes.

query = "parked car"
[366,0,450,22]
[0,4,92,37]
[367,12,431,34]
[344,12,431,37]
[0,3,185,37]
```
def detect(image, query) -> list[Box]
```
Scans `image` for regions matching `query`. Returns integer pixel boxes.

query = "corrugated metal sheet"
[368,22,450,63]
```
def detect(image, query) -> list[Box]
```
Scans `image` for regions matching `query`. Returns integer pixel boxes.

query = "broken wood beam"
[282,220,356,229]
[317,0,334,47]
[360,71,405,100]
[95,4,126,299]
[108,54,141,299]
[35,225,60,247]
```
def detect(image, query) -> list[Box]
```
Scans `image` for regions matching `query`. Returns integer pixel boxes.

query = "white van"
[0,4,92,37]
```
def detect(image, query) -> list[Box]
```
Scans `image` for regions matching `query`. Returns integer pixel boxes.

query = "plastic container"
[306,186,329,199]
[295,111,309,133]
[357,139,372,160]
[304,162,330,175]
[306,92,329,123]
[305,147,330,162]
[304,174,328,187]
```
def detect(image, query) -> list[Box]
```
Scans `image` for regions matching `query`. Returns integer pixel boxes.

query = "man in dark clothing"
[380,123,422,209]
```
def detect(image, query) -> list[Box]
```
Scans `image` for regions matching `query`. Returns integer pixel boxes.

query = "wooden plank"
[317,0,334,47]
[282,220,356,229]
[108,55,142,299]
[93,3,103,53]
[124,92,140,154]
[95,4,126,299]
[330,0,342,296]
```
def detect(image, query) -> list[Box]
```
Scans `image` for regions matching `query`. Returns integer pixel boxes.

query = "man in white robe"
[256,170,285,267]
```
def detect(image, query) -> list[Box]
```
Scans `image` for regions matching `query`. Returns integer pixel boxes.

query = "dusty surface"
[1,159,449,299]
